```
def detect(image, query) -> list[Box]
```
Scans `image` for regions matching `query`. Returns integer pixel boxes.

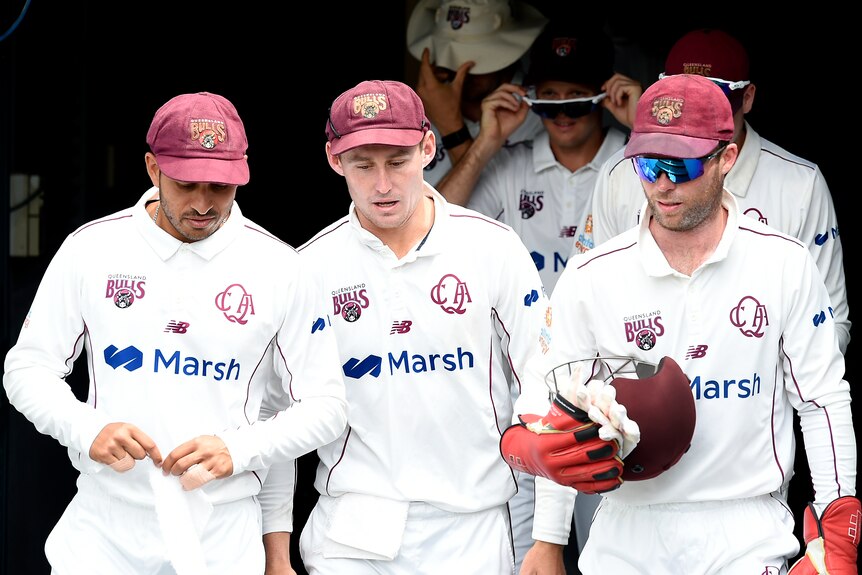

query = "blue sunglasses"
[633,145,728,184]
[522,93,607,119]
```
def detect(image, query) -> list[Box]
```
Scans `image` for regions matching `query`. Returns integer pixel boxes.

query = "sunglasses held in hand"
[632,144,728,184]
[522,93,607,119]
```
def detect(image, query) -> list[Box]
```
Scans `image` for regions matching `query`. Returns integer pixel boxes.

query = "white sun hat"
[406,0,548,75]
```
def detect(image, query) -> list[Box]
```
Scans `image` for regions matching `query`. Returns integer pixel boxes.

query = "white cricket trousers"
[300,495,515,574]
[46,475,264,575]
[508,472,535,573]
[579,493,800,575]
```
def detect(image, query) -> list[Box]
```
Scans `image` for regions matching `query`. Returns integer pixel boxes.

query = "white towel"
[149,468,214,575]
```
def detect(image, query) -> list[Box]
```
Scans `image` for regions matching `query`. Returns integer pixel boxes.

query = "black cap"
[525,23,615,90]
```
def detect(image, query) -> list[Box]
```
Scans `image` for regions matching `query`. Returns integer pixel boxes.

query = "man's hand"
[601,73,643,129]
[415,47,473,135]
[161,434,233,490]
[501,395,623,493]
[476,83,530,148]
[788,496,861,575]
[520,541,566,575]
[89,422,163,471]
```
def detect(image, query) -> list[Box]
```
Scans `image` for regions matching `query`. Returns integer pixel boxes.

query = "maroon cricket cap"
[665,28,749,83]
[612,356,696,481]
[325,80,430,156]
[146,92,249,185]
[665,28,750,113]
[624,74,734,159]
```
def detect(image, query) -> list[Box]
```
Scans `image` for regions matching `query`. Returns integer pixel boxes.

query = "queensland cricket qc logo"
[332,284,369,323]
[214,283,255,325]
[729,296,768,338]
[430,274,471,315]
[624,312,664,351]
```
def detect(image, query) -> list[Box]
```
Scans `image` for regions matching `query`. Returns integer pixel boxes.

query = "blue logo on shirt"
[343,348,475,379]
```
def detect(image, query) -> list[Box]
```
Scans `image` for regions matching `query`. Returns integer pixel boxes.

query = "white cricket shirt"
[298,186,551,513]
[3,188,348,530]
[589,122,849,352]
[467,128,627,294]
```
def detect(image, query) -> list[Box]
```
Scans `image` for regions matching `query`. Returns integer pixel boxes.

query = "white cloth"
[149,468,213,575]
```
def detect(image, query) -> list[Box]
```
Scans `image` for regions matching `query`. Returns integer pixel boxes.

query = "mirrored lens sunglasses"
[522,93,607,119]
[632,144,728,184]
[658,73,750,98]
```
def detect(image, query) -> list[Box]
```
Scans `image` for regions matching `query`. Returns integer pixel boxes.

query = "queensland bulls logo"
[519,190,544,219]
[215,283,255,325]
[342,301,361,322]
[730,296,768,338]
[430,274,472,315]
[332,285,369,323]
[624,313,664,351]
[106,275,146,309]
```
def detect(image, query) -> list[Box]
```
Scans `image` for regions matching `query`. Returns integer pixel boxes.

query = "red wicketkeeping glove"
[788,496,861,575]
[500,395,623,494]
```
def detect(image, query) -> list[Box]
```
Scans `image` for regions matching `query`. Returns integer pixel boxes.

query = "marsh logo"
[104,345,143,371]
[344,348,475,379]
[312,317,327,333]
[343,355,382,379]
[103,344,241,381]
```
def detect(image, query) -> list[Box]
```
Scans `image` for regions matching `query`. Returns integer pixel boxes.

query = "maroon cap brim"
[329,128,425,156]
[624,132,720,159]
[156,155,250,186]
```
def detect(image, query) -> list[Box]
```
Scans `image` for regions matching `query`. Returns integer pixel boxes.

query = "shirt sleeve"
[219,258,348,474]
[781,244,856,508]
[3,234,112,474]
[797,166,850,354]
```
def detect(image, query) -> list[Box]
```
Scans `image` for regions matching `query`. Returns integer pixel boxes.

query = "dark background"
[1,2,857,574]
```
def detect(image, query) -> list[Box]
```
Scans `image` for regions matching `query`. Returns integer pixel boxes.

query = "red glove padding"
[788,496,861,575]
[500,395,623,494]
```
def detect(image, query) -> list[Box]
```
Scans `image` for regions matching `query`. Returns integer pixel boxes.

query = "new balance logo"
[390,320,412,334]
[685,345,708,360]
[104,345,144,371]
[164,321,190,334]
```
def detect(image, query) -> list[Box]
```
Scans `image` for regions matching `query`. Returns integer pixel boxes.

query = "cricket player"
[295,79,550,575]
[505,74,858,574]
[588,28,850,354]
[3,91,348,574]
